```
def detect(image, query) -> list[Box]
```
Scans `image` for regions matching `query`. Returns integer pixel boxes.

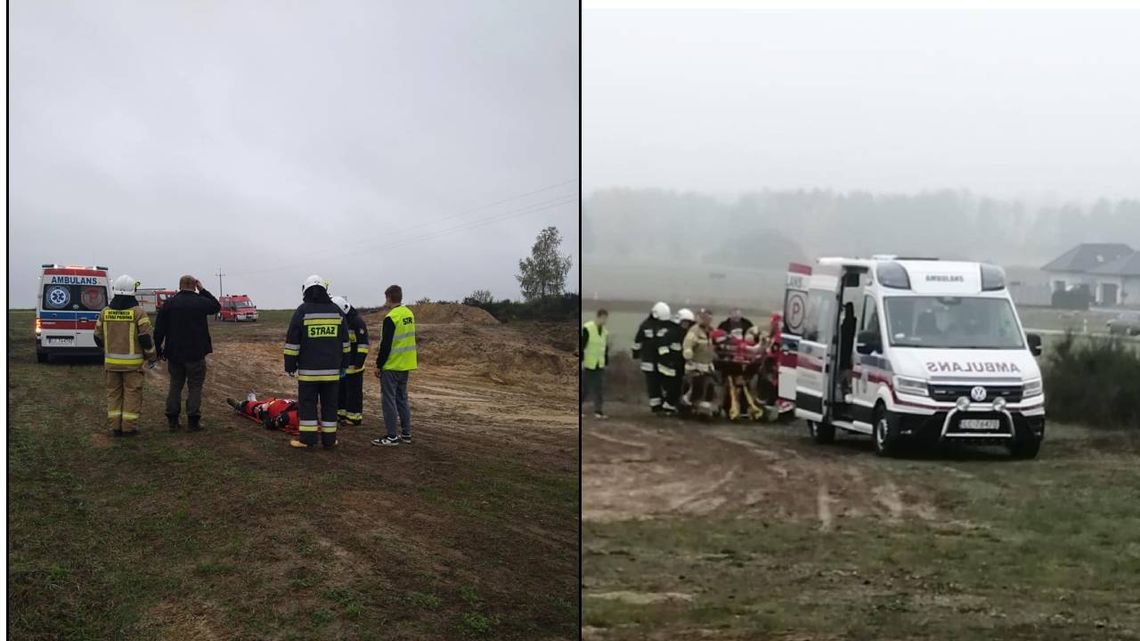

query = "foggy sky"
[10,0,579,309]
[584,10,1140,202]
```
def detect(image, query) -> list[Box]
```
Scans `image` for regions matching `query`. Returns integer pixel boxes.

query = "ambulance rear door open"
[778,263,812,405]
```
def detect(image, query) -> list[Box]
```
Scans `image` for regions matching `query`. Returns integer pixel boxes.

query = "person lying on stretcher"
[226,393,300,436]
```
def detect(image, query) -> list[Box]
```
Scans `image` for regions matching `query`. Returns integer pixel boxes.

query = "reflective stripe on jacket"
[95,306,155,371]
[284,303,350,380]
[345,311,370,375]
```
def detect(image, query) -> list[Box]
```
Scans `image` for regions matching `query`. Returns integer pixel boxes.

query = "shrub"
[1043,332,1140,428]
[462,292,579,323]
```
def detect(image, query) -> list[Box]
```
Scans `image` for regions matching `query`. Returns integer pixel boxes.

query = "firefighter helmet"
[111,274,140,296]
[677,308,695,323]
[651,301,671,321]
[331,295,351,315]
[302,275,328,294]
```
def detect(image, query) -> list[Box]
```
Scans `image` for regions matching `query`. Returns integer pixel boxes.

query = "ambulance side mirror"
[1026,333,1042,357]
[856,331,881,355]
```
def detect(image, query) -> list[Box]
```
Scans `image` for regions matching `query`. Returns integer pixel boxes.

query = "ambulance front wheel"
[872,408,902,457]
[1008,422,1042,460]
[809,420,835,444]
[36,349,48,364]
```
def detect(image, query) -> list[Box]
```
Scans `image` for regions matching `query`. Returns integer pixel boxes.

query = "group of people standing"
[578,302,779,421]
[94,273,417,450]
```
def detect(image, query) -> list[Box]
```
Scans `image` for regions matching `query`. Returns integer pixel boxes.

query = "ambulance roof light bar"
[876,262,912,289]
[42,264,109,270]
[871,254,939,261]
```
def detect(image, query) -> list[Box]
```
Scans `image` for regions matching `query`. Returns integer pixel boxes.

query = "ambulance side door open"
[795,285,838,422]
[852,294,885,427]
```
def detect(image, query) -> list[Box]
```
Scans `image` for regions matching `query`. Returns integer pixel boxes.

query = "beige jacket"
[95,305,157,371]
[683,324,715,373]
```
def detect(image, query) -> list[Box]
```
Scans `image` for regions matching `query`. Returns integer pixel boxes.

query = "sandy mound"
[362,303,498,325]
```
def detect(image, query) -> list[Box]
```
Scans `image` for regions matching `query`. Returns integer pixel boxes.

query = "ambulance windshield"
[884,297,1024,349]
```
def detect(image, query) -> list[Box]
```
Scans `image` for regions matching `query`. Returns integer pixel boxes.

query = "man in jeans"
[580,309,610,419]
[154,275,221,431]
[371,285,416,447]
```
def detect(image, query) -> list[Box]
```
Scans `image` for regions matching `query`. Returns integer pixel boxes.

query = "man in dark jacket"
[718,308,754,339]
[154,275,221,431]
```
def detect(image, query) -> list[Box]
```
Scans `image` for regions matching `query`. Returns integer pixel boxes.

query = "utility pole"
[216,268,225,297]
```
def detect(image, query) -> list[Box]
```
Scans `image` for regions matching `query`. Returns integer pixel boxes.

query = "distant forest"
[583,189,1140,269]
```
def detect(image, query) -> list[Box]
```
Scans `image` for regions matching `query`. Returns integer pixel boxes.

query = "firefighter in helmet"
[658,308,694,413]
[632,301,670,413]
[94,274,158,436]
[283,275,350,449]
[332,295,369,427]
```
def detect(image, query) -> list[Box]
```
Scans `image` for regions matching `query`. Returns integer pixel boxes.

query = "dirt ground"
[584,410,937,529]
[8,305,578,640]
[583,398,1140,640]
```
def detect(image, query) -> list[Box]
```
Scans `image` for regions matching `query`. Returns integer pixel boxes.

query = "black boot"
[188,415,202,432]
[167,414,181,431]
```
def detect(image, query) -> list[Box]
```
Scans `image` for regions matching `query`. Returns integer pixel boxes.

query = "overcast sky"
[585,10,1140,202]
[10,0,578,308]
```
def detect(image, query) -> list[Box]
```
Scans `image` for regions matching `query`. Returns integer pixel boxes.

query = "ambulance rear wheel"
[809,420,835,444]
[36,350,48,364]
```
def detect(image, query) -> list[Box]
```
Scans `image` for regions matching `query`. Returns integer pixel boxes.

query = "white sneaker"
[246,391,257,402]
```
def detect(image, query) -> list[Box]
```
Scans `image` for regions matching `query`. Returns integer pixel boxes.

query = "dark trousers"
[581,367,605,414]
[298,380,339,447]
[642,369,663,411]
[337,371,364,424]
[166,359,206,418]
[380,370,411,438]
[661,372,682,408]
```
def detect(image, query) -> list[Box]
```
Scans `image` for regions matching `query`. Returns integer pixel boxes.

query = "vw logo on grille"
[970,386,987,402]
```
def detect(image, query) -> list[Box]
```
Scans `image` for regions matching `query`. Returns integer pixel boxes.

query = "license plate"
[46,336,74,345]
[960,419,1000,430]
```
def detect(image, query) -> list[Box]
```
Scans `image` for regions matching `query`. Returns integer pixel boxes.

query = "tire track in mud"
[584,409,939,526]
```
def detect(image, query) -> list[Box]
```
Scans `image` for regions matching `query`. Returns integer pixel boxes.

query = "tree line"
[584,188,1140,269]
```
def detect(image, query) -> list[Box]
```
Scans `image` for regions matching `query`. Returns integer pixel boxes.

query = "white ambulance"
[779,256,1046,459]
[35,264,110,363]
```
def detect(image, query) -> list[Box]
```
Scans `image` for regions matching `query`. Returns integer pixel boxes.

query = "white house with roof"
[1041,243,1139,306]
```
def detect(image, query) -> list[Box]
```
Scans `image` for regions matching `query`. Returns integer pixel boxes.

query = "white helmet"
[651,301,671,321]
[302,274,328,294]
[677,308,695,323]
[331,295,351,315]
[112,274,140,296]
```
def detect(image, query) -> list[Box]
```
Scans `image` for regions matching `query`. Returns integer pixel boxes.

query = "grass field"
[583,403,1140,640]
[8,308,578,641]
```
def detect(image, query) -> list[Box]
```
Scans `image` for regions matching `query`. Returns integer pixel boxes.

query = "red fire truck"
[217,294,259,322]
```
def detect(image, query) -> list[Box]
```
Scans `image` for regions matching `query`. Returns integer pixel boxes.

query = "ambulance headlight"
[893,375,929,397]
[1023,379,1043,398]
[956,396,971,411]
[992,396,1007,411]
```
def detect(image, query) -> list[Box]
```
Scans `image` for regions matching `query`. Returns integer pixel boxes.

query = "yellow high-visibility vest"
[582,321,607,370]
[383,305,417,371]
